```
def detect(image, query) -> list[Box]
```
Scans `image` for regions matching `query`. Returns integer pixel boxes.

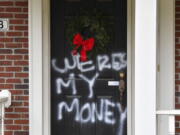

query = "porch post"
[29,0,43,135]
[135,0,157,135]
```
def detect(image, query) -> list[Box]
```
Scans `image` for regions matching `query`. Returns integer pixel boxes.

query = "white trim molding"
[156,0,175,135]
[29,0,132,134]
[157,0,175,111]
[135,0,157,135]
[42,0,51,134]
[29,0,43,135]
[156,110,180,135]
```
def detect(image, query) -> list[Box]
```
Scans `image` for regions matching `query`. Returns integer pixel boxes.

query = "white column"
[135,0,157,135]
[29,0,43,135]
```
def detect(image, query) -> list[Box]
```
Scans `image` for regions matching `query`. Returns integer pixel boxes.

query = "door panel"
[51,0,127,135]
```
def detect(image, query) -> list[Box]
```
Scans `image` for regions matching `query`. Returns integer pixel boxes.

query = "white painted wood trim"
[29,0,43,135]
[168,116,175,135]
[29,0,133,135]
[156,110,180,115]
[42,0,51,134]
[128,0,135,134]
[156,0,175,135]
[135,0,157,135]
[156,110,178,135]
[157,0,175,111]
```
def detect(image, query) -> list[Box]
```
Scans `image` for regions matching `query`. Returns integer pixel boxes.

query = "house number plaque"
[0,19,9,31]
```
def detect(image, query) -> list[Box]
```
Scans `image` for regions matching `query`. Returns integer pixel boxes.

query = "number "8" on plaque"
[0,21,4,29]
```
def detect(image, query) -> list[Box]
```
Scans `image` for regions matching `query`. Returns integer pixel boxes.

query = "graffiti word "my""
[52,52,126,74]
[58,98,118,124]
[56,73,99,98]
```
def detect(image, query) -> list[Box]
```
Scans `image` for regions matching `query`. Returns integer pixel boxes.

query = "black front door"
[51,0,127,135]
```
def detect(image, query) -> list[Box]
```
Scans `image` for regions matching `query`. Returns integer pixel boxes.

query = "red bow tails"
[72,33,95,61]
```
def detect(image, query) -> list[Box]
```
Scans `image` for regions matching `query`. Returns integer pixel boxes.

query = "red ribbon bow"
[72,33,95,61]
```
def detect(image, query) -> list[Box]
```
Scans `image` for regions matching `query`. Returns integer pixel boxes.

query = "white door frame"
[29,0,134,134]
[29,0,175,135]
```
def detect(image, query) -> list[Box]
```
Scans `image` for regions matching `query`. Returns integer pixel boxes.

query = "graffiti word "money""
[58,98,120,124]
[52,52,126,74]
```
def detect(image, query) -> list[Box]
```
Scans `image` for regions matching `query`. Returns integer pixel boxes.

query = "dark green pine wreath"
[65,9,113,60]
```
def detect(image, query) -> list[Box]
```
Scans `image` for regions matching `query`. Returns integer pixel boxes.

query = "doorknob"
[119,72,125,78]
[119,72,125,102]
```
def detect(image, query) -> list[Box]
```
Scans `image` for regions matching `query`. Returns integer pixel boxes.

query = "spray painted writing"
[58,98,126,125]
[52,52,127,98]
[56,73,99,98]
[52,53,126,73]
[52,52,127,134]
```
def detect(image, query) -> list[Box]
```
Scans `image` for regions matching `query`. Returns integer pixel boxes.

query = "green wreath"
[65,9,113,60]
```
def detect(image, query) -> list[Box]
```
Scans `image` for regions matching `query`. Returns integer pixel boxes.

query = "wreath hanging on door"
[65,9,113,61]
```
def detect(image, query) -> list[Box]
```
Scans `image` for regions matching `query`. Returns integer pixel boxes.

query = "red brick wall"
[0,0,29,135]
